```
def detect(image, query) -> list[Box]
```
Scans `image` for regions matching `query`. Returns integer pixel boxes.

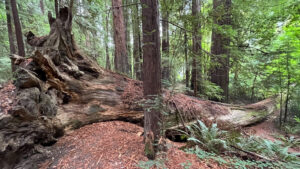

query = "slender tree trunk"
[5,0,16,71]
[279,72,283,128]
[123,0,132,76]
[161,1,170,81]
[40,0,45,14]
[10,0,25,57]
[131,0,142,80]
[55,0,59,18]
[284,54,290,123]
[210,0,232,102]
[185,32,190,88]
[112,0,129,74]
[141,0,161,160]
[105,12,111,70]
[191,0,201,96]
[251,72,258,102]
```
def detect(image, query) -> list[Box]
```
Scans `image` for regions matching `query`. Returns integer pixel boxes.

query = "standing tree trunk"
[185,32,189,88]
[5,0,16,71]
[141,0,161,160]
[112,0,129,74]
[123,0,132,76]
[40,0,45,14]
[10,0,25,57]
[105,12,111,70]
[284,54,290,123]
[191,0,201,96]
[131,0,142,80]
[161,0,170,81]
[210,0,232,102]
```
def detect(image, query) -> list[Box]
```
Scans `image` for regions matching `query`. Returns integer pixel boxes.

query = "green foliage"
[234,136,300,162]
[0,57,12,83]
[180,161,192,169]
[274,135,300,148]
[182,120,228,153]
[137,158,167,169]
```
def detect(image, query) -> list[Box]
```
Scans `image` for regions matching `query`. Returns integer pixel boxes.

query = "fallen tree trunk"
[0,3,278,169]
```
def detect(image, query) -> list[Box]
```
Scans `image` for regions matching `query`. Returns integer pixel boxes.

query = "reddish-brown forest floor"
[40,121,225,169]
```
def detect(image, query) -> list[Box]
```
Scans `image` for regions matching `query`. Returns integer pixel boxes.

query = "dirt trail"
[40,121,224,169]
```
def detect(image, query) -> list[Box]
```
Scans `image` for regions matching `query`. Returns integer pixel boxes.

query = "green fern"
[183,120,228,153]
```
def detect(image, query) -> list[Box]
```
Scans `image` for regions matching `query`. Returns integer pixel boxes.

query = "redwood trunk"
[161,6,170,81]
[112,0,129,74]
[191,0,201,96]
[123,0,132,76]
[185,32,189,88]
[10,0,25,57]
[141,0,161,159]
[5,0,16,71]
[210,0,232,102]
[131,0,142,80]
[105,13,111,70]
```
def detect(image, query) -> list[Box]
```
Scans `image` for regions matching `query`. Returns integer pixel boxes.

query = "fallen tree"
[0,2,278,169]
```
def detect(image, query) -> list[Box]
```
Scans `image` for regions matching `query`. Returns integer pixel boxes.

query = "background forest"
[0,0,300,132]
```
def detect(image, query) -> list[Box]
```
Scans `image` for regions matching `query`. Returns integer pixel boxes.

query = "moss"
[70,119,83,130]
[144,141,155,160]
[249,110,268,118]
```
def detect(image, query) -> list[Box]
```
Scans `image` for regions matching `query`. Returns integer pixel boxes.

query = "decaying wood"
[1,3,279,168]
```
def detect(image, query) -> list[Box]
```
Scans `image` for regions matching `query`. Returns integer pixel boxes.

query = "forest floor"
[1,82,299,168]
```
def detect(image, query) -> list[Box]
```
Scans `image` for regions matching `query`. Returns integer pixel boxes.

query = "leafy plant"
[137,159,166,169]
[181,120,228,153]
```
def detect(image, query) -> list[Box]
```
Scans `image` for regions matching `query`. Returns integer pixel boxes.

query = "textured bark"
[123,0,132,76]
[210,0,232,102]
[5,0,16,71]
[131,0,142,80]
[190,0,201,96]
[185,32,189,88]
[105,13,111,70]
[10,0,25,57]
[141,0,161,159]
[112,0,129,74]
[161,2,170,81]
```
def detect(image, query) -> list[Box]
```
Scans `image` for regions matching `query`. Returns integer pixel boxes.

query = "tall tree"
[141,0,161,160]
[191,0,201,96]
[105,11,111,70]
[112,0,129,74]
[131,0,142,80]
[5,0,16,55]
[40,0,45,14]
[123,0,132,76]
[161,0,170,81]
[185,32,189,88]
[5,0,16,71]
[210,0,232,102]
[10,0,25,57]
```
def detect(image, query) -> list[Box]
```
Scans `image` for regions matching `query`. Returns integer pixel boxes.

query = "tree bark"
[131,0,142,80]
[141,0,162,160]
[112,0,129,74]
[40,0,45,14]
[105,12,111,70]
[210,0,232,102]
[161,0,170,81]
[284,54,290,123]
[10,0,25,57]
[191,0,201,96]
[185,32,189,88]
[5,0,16,71]
[123,0,132,76]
